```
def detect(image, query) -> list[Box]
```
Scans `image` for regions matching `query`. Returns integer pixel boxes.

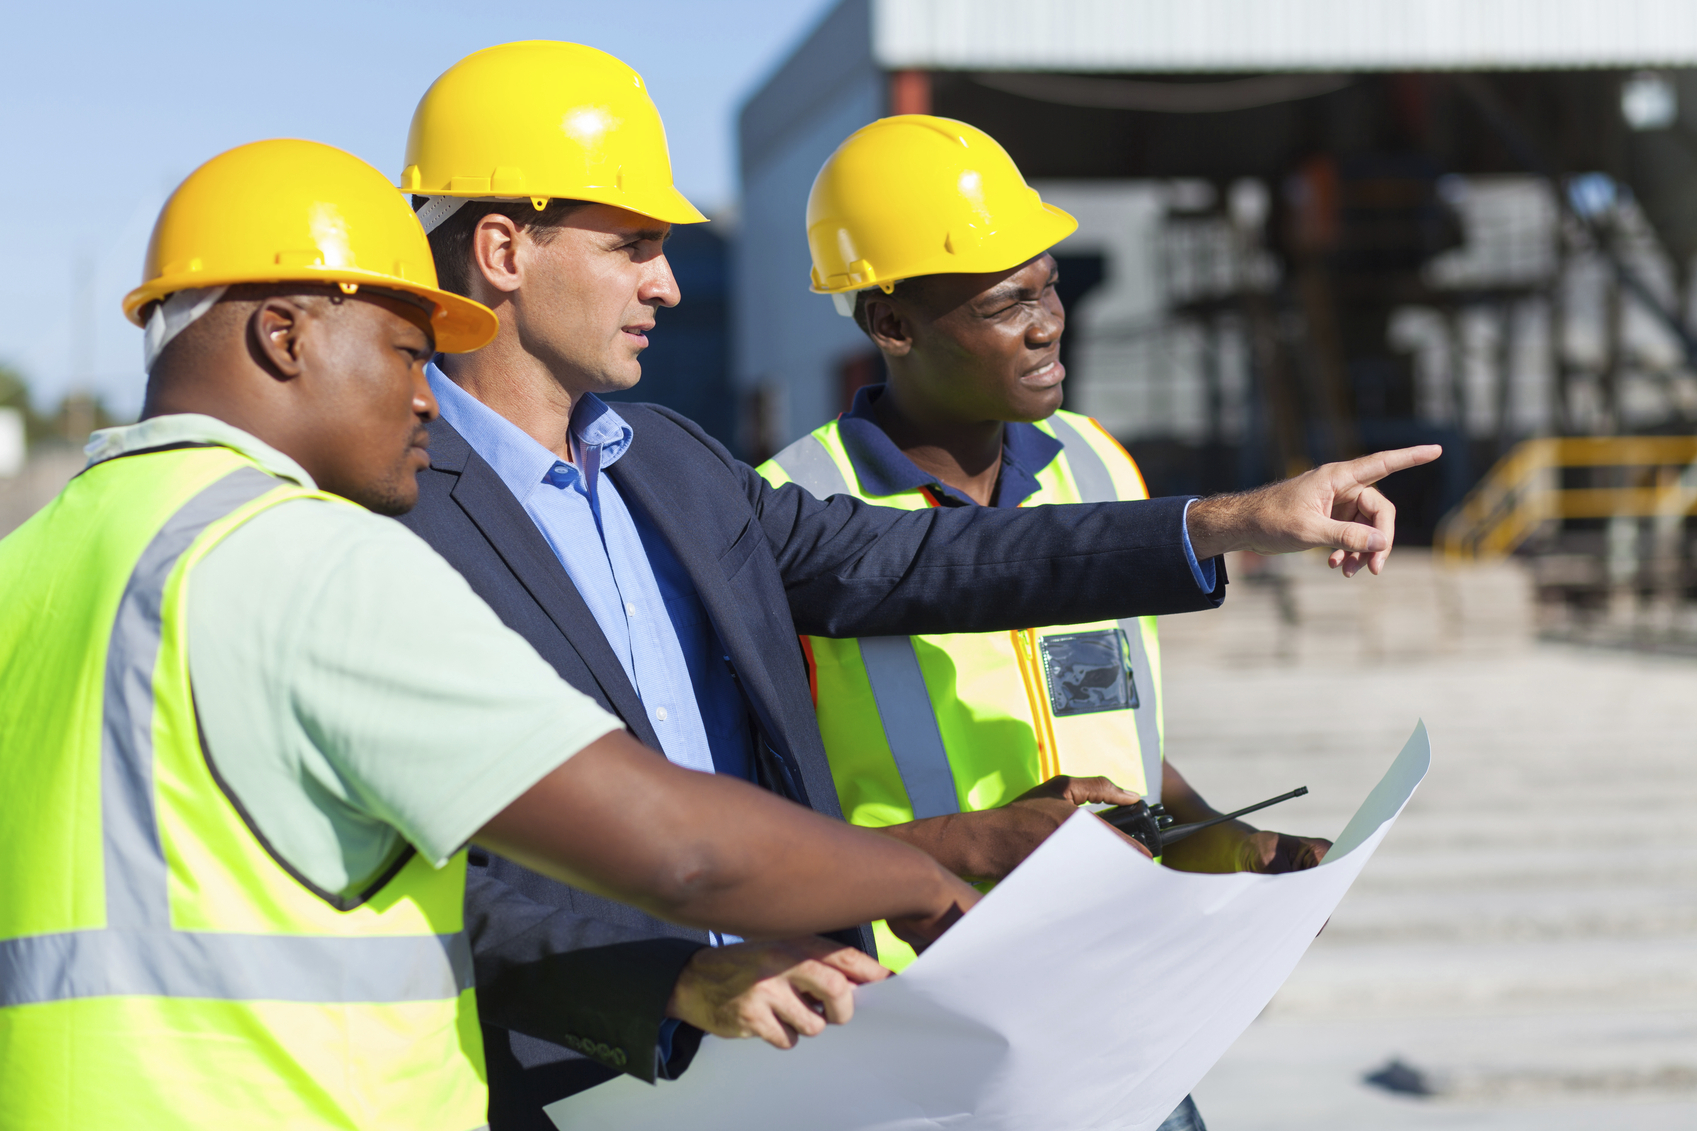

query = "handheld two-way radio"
[1101,787,1310,857]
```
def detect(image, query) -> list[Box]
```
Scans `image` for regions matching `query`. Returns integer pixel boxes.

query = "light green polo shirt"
[85,415,623,899]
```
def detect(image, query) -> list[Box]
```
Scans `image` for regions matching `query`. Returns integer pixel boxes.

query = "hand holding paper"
[550,722,1431,1131]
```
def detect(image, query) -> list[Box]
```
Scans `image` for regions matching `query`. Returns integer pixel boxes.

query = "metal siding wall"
[736,0,887,450]
[873,0,1697,72]
[736,81,885,448]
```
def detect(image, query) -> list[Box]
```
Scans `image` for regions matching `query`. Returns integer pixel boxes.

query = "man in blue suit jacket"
[397,202,1430,1131]
[395,75,1433,1131]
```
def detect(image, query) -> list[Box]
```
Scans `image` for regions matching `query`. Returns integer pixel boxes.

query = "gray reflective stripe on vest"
[1045,416,1164,803]
[102,467,280,931]
[12,466,473,1007]
[0,927,473,1008]
[857,637,960,819]
[774,438,957,816]
[769,434,852,498]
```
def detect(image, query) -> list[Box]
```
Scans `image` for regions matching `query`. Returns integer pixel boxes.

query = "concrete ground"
[1158,553,1697,1130]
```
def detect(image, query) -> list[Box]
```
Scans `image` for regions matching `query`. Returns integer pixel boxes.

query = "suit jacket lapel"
[608,458,798,769]
[431,420,661,751]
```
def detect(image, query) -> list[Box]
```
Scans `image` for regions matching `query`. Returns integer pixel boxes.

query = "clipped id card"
[1039,628,1139,717]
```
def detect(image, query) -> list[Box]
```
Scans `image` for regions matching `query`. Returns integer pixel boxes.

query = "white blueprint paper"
[549,722,1432,1131]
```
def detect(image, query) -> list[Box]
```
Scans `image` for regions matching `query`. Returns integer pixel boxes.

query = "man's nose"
[413,371,440,422]
[643,254,682,309]
[1030,299,1064,345]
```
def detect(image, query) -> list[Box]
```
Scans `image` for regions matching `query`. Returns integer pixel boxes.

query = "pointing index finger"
[1342,444,1443,487]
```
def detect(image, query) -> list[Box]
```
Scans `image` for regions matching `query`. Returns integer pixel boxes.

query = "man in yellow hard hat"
[761,114,1334,1131]
[394,41,1439,1128]
[0,136,983,1131]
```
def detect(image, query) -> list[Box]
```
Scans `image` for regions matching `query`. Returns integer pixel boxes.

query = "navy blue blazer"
[399,404,1225,1129]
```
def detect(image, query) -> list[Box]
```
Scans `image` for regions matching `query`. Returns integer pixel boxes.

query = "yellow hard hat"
[806,115,1077,294]
[123,139,497,353]
[401,41,707,225]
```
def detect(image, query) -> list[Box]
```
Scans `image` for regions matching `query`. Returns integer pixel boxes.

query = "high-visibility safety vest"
[0,445,487,1131]
[761,410,1163,969]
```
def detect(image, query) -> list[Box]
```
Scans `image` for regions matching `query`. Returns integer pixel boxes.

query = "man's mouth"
[1021,358,1065,387]
[622,323,655,347]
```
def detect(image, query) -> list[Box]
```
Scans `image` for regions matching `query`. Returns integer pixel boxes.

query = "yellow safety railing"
[1437,436,1697,561]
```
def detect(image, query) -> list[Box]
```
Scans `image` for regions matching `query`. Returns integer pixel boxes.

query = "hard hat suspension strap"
[143,287,229,374]
[414,196,471,235]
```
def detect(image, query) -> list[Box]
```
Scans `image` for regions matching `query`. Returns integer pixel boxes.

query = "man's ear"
[864,296,914,357]
[471,214,525,298]
[248,297,313,380]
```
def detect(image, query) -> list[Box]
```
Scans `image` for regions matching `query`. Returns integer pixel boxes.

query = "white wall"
[735,0,887,449]
[736,87,884,445]
[0,408,23,479]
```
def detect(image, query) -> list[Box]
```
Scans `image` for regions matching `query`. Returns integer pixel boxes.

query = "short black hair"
[417,197,590,297]
[850,278,922,338]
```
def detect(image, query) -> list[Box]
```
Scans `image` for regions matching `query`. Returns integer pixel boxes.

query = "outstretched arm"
[1186,445,1442,577]
[475,731,978,952]
[739,435,1439,638]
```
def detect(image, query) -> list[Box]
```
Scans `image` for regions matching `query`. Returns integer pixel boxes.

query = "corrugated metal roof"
[872,0,1697,72]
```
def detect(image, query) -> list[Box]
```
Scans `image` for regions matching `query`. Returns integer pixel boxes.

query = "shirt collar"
[84,413,317,487]
[837,384,1064,508]
[428,360,633,502]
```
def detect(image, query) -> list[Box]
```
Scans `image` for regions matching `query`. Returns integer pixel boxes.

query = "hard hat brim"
[809,202,1078,295]
[124,268,499,354]
[412,183,709,227]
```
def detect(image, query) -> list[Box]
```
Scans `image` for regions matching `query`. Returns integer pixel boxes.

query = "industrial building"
[736,0,1697,643]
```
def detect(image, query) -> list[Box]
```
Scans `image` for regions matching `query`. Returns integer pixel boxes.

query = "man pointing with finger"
[393,41,1439,1129]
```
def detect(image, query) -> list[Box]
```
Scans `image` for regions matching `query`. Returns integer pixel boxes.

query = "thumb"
[1318,519,1387,554]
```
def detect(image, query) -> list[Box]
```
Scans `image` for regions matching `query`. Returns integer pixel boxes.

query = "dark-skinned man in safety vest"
[0,137,982,1131]
[761,116,1358,1131]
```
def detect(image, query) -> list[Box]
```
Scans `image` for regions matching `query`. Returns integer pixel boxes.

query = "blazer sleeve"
[766,488,1221,637]
[465,858,706,1084]
[685,445,1223,642]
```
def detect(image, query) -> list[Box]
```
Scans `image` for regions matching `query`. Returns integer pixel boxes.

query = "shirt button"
[656,707,668,722]
[625,602,637,616]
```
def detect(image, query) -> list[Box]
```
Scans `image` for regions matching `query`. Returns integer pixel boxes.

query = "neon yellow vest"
[761,409,1163,969]
[0,445,487,1130]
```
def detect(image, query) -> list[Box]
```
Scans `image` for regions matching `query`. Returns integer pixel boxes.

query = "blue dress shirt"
[427,363,753,780]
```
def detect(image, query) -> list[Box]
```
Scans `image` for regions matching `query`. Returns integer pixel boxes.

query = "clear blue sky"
[1,0,837,418]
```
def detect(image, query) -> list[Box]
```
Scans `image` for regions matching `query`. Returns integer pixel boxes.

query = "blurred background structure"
[737,0,1697,652]
[728,14,1697,1117]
